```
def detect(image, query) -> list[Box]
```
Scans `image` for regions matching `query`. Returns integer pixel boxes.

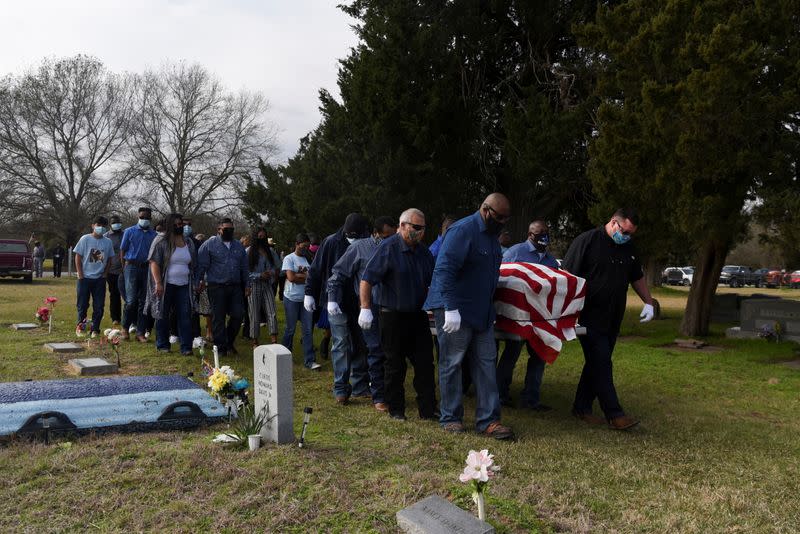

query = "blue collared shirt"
[502,240,559,268]
[119,225,157,263]
[362,233,434,312]
[196,236,250,287]
[327,236,381,307]
[428,235,444,258]
[423,211,502,331]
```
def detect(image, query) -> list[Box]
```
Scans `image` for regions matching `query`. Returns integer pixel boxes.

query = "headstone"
[11,323,38,330]
[738,298,800,342]
[710,294,740,323]
[44,342,83,353]
[68,357,118,375]
[253,344,293,444]
[396,495,495,534]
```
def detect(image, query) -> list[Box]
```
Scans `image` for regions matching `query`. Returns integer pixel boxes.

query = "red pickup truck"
[0,239,33,283]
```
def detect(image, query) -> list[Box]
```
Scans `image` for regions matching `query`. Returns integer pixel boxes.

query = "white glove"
[358,308,373,330]
[640,303,654,323]
[327,301,342,315]
[443,309,461,333]
[304,295,316,313]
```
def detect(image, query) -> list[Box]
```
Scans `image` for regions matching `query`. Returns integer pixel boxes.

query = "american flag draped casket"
[494,263,586,364]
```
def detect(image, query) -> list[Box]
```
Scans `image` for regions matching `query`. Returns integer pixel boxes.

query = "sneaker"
[75,326,85,337]
[90,331,98,339]
[128,325,137,334]
[442,422,466,433]
[480,421,515,441]
[157,348,170,353]
[308,362,322,371]
[169,335,179,344]
[335,396,349,405]
[389,412,407,421]
[144,331,150,339]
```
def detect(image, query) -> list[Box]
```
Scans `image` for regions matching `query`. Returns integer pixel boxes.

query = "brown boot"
[480,421,515,440]
[608,415,640,430]
[572,409,606,425]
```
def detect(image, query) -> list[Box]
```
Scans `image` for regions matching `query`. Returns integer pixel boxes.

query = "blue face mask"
[138,218,151,229]
[111,223,122,231]
[612,230,631,245]
[94,226,106,235]
[183,225,192,236]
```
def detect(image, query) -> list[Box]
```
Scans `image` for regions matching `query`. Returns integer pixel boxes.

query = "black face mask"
[173,225,183,236]
[221,228,234,242]
[485,214,505,236]
[530,233,549,252]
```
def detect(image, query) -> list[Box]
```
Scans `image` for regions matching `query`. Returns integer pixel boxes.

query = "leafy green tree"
[580,0,800,335]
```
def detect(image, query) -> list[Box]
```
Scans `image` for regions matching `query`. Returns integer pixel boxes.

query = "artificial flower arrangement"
[75,318,89,338]
[36,296,58,333]
[103,328,122,366]
[459,449,500,521]
[203,363,250,414]
[192,336,207,357]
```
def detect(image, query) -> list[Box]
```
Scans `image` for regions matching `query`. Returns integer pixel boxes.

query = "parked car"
[0,239,32,283]
[765,269,785,288]
[789,270,800,289]
[752,268,771,286]
[719,265,762,288]
[664,267,693,286]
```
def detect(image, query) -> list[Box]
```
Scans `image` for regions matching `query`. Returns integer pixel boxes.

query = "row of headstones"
[719,297,800,342]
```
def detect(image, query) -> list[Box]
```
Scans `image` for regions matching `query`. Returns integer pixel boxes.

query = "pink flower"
[45,296,58,305]
[459,449,495,483]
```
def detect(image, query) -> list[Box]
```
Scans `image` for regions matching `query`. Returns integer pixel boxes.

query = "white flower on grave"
[219,365,236,381]
[192,337,206,349]
[459,449,496,484]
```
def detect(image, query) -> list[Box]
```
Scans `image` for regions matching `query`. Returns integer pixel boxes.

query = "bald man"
[424,193,515,440]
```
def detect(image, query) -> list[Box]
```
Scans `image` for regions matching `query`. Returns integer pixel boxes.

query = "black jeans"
[53,257,63,277]
[574,329,624,419]
[207,283,245,354]
[379,309,436,418]
[106,273,122,323]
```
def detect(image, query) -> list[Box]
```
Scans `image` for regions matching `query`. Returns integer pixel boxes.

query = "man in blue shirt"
[327,216,397,410]
[496,220,560,412]
[120,207,156,341]
[196,218,251,357]
[424,193,515,440]
[359,208,437,421]
[74,216,116,337]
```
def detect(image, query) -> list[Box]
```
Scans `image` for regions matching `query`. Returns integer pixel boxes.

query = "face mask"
[157,231,166,237]
[309,244,319,253]
[407,229,423,242]
[173,225,184,236]
[221,228,234,241]
[346,237,356,244]
[111,223,122,231]
[94,226,106,235]
[485,215,505,236]
[138,218,151,229]
[374,235,383,245]
[183,225,192,236]
[612,231,631,245]
[530,233,549,252]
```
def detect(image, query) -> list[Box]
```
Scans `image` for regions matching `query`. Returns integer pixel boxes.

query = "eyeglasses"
[402,221,426,231]
[613,219,633,236]
[484,205,511,223]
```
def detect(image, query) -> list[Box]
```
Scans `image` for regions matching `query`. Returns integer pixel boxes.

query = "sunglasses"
[484,205,511,223]
[613,219,633,236]
[402,221,426,231]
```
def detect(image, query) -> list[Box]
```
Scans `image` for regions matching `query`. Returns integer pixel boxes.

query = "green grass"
[1,280,799,532]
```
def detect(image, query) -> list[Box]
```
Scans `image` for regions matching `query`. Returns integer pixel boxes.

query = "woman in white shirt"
[146,213,197,354]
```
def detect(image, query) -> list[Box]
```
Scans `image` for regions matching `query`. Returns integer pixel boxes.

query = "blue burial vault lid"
[0,375,226,436]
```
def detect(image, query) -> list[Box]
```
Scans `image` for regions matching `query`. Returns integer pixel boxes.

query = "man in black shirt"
[561,208,654,430]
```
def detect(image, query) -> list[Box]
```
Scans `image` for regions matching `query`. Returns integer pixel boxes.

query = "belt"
[125,260,147,266]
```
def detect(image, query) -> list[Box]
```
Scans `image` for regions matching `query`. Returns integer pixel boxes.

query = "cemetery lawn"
[1,279,799,533]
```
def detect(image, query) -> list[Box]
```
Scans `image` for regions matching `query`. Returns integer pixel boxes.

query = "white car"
[663,266,693,286]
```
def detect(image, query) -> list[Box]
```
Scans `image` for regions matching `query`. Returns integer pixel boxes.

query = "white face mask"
[157,231,166,237]
[346,237,356,244]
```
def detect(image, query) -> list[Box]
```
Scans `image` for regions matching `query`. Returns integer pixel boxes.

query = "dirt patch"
[658,342,724,353]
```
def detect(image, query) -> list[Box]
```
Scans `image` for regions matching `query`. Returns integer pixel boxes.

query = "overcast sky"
[0,0,359,162]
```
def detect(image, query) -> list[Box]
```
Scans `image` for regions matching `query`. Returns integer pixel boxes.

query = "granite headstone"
[11,323,38,330]
[396,495,495,534]
[253,344,294,444]
[68,357,118,375]
[44,342,83,353]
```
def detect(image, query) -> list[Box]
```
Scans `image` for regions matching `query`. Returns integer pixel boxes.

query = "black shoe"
[320,336,330,360]
[390,412,407,421]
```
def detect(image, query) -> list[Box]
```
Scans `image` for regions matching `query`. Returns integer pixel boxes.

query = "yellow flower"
[207,369,230,393]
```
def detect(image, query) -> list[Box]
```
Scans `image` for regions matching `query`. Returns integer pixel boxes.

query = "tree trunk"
[680,238,730,336]
[645,257,662,287]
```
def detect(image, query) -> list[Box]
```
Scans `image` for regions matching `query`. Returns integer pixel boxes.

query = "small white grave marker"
[253,344,293,444]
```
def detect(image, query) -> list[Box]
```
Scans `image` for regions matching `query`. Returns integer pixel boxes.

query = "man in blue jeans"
[424,193,515,440]
[327,216,397,409]
[120,207,156,341]
[196,218,251,357]
[495,219,559,411]
[73,216,115,337]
